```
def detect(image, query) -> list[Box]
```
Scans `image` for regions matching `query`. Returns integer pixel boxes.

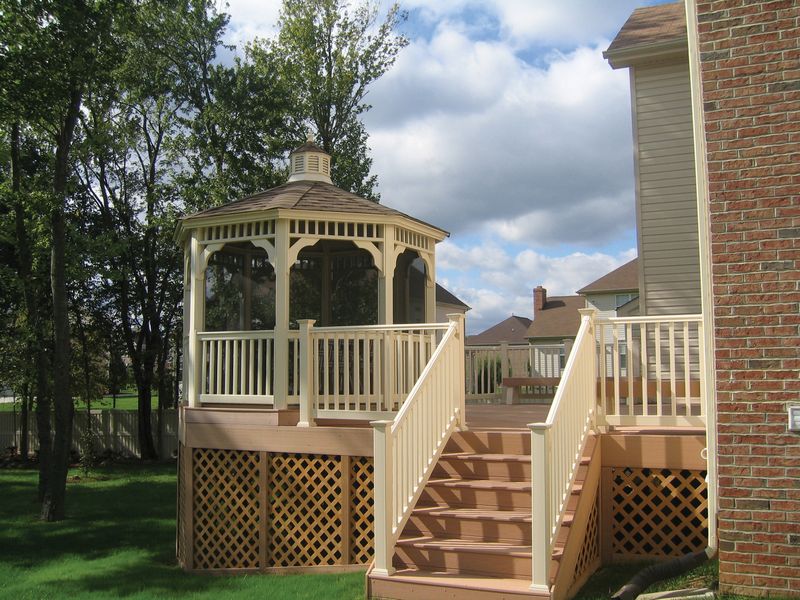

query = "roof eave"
[176,207,449,243]
[603,38,688,69]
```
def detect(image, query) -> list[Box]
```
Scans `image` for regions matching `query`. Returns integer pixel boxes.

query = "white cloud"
[439,240,637,334]
[366,34,635,247]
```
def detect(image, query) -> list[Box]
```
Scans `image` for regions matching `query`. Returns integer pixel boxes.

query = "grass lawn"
[0,390,160,412]
[0,463,365,600]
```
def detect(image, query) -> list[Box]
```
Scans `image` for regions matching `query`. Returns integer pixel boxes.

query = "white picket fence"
[0,409,178,459]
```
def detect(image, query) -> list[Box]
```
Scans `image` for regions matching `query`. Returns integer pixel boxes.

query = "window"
[615,293,637,309]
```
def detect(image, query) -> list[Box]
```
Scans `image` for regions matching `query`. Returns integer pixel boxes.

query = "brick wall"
[693,0,800,596]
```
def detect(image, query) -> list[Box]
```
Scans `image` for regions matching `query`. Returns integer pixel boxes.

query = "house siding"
[693,0,800,596]
[632,60,703,315]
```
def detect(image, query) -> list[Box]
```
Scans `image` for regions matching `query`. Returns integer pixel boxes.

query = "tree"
[0,0,127,520]
[267,0,408,199]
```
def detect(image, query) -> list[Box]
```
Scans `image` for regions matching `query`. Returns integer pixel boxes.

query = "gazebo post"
[378,224,396,325]
[423,253,436,324]
[273,218,290,409]
[187,231,205,408]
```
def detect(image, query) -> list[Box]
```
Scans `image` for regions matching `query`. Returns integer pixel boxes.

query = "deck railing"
[371,314,466,576]
[465,343,563,402]
[529,308,597,593]
[300,322,448,423]
[595,315,704,427]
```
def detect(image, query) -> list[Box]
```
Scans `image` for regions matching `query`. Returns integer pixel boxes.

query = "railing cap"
[527,422,552,431]
[370,419,394,431]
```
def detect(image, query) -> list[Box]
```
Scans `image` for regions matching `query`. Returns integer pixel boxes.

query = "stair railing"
[371,313,466,576]
[529,308,598,593]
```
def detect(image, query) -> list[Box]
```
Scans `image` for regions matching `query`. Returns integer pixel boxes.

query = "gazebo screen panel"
[205,247,275,332]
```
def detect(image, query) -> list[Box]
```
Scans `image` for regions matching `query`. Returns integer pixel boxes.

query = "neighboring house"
[526,286,584,376]
[434,283,470,324]
[466,315,532,346]
[607,2,800,596]
[577,258,639,318]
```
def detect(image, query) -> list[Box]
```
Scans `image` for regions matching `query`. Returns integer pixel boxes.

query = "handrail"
[371,314,465,577]
[310,322,450,333]
[529,308,597,593]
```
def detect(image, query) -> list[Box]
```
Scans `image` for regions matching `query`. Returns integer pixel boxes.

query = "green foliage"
[267,0,409,199]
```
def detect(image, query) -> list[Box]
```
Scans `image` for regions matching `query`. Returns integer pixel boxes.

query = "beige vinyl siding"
[632,59,701,315]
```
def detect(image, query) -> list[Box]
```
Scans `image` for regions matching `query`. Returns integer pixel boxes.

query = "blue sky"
[222,0,674,333]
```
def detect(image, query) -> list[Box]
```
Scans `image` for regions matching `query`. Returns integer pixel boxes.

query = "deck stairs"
[368,429,599,600]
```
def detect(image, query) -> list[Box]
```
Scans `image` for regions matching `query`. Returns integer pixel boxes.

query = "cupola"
[288,133,332,184]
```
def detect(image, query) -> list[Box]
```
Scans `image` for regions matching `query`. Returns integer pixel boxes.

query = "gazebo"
[176,138,451,424]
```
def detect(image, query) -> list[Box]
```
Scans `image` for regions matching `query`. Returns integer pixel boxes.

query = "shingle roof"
[604,2,686,58]
[466,315,532,346]
[526,296,584,340]
[182,180,447,236]
[577,258,639,295]
[436,283,470,310]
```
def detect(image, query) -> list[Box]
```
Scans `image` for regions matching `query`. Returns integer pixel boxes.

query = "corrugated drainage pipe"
[610,547,717,600]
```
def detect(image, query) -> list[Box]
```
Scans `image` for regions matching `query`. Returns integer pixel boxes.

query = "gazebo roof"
[181,180,448,238]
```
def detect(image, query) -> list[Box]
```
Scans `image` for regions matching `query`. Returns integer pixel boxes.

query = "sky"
[221,0,673,334]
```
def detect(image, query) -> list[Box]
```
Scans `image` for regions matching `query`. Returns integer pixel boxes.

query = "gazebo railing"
[197,330,300,405]
[196,323,447,418]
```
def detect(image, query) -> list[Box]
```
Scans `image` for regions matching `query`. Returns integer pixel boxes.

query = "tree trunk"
[137,379,158,460]
[20,391,30,462]
[41,84,82,522]
[10,122,50,478]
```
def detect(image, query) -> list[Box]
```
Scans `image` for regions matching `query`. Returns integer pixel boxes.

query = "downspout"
[685,0,718,555]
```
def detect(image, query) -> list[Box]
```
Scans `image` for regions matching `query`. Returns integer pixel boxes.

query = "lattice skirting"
[575,498,601,580]
[607,467,708,559]
[176,444,374,571]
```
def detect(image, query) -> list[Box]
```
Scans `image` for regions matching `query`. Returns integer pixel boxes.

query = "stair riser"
[446,432,530,455]
[405,515,532,544]
[420,486,531,510]
[433,459,531,482]
[369,576,548,600]
[394,546,532,580]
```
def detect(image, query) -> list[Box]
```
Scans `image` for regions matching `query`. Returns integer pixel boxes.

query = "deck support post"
[371,419,395,576]
[297,319,316,427]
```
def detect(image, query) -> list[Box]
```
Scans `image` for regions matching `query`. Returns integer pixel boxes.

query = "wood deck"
[464,404,550,430]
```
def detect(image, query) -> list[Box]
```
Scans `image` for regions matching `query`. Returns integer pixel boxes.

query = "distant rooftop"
[436,283,470,310]
[467,315,532,346]
[577,258,639,295]
[526,296,584,340]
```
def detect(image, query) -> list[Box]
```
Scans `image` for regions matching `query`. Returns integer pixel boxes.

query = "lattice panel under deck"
[177,444,187,568]
[611,468,707,557]
[574,498,601,581]
[350,457,374,564]
[268,453,344,566]
[192,449,262,569]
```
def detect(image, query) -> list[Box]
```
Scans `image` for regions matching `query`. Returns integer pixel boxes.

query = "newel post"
[529,421,552,594]
[371,420,395,576]
[447,313,467,430]
[297,319,316,427]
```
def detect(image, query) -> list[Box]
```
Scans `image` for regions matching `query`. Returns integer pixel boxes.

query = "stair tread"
[396,535,532,557]
[371,569,548,596]
[427,478,532,491]
[413,506,531,522]
[441,452,530,463]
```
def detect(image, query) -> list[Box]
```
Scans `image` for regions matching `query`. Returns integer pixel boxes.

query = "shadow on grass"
[0,464,364,600]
